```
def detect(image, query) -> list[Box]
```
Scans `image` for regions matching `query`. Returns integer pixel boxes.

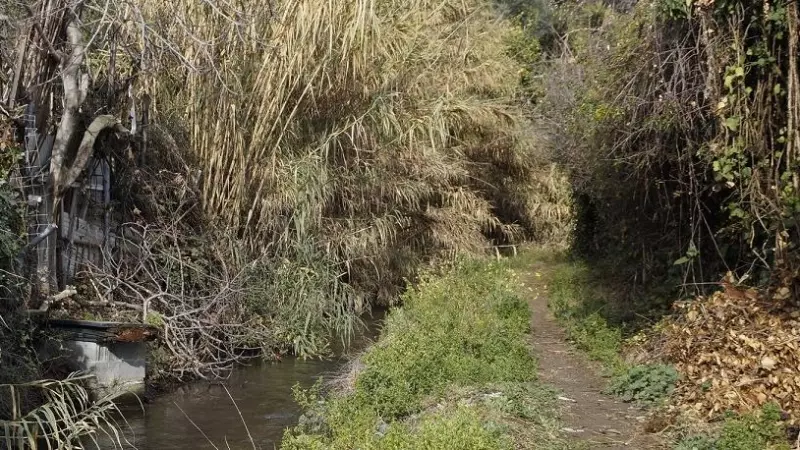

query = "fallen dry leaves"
[654,281,800,421]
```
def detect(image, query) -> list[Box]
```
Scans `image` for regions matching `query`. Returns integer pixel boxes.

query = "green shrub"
[606,364,677,404]
[0,185,23,300]
[675,403,790,450]
[245,246,360,357]
[715,404,788,450]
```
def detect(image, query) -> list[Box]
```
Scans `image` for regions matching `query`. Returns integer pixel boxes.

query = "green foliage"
[0,187,22,269]
[282,258,575,449]
[675,403,790,450]
[284,405,511,450]
[715,404,789,450]
[496,0,563,53]
[479,382,557,421]
[354,259,535,418]
[674,435,718,450]
[656,0,692,20]
[145,311,165,328]
[0,170,24,308]
[245,246,360,357]
[503,6,545,102]
[538,0,800,300]
[548,263,627,375]
[378,408,511,450]
[0,140,40,418]
[0,137,23,283]
[562,312,624,374]
[606,364,678,404]
[0,134,21,178]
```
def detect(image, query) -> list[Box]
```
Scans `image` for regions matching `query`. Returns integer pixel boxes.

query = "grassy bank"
[281,258,575,449]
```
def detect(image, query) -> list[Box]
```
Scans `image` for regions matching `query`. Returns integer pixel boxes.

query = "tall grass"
[133,0,564,312]
[0,374,128,449]
[5,0,573,370]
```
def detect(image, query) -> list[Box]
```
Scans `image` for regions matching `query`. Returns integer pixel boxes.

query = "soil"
[520,267,667,449]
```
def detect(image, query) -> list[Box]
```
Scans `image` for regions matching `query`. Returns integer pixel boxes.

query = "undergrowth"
[675,403,790,450]
[605,364,678,405]
[281,258,575,449]
[536,253,678,407]
[528,250,792,446]
[548,262,628,376]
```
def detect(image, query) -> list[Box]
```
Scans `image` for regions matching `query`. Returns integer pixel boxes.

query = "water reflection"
[101,311,384,450]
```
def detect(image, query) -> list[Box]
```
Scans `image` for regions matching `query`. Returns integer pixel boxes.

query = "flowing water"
[103,312,384,450]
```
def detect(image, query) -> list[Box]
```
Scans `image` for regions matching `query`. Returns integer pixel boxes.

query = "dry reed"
[135,0,570,305]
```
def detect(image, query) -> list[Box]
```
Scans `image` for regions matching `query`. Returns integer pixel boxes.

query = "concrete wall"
[66,340,146,395]
[42,338,147,397]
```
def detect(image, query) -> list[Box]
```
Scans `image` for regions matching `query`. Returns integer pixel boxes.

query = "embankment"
[281,257,574,449]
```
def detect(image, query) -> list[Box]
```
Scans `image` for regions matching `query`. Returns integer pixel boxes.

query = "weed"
[606,364,677,404]
[353,259,536,418]
[675,403,790,450]
[282,258,576,449]
[548,263,627,375]
[715,404,789,450]
[245,251,360,357]
[479,382,557,421]
[674,434,717,450]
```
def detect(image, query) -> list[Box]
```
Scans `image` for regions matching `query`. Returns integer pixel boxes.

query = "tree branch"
[50,11,88,197]
[57,114,130,196]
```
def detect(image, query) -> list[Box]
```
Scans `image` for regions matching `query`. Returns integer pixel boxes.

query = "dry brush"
[1,0,570,382]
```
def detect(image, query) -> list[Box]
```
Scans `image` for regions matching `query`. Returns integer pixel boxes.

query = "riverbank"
[281,257,576,449]
[279,250,795,450]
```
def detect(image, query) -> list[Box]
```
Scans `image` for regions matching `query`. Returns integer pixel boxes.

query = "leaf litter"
[646,275,800,422]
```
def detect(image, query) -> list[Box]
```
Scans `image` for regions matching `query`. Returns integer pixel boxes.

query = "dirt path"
[521,269,666,449]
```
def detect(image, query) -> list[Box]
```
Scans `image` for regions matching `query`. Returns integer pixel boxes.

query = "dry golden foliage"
[656,283,800,421]
[131,0,571,303]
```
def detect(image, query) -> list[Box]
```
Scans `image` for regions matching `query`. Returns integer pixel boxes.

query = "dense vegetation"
[0,0,570,441]
[0,0,569,381]
[519,0,800,424]
[3,0,800,444]
[281,259,573,449]
[530,0,800,303]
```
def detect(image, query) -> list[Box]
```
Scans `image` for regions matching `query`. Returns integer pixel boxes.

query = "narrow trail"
[519,267,666,449]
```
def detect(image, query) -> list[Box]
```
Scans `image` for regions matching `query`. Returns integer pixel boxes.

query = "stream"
[103,312,384,450]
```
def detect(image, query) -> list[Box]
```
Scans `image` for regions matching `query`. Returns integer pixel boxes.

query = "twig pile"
[54,222,277,380]
[658,283,800,421]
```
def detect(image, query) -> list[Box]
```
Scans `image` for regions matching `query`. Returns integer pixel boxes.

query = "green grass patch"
[281,258,576,449]
[675,403,790,450]
[548,261,627,375]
